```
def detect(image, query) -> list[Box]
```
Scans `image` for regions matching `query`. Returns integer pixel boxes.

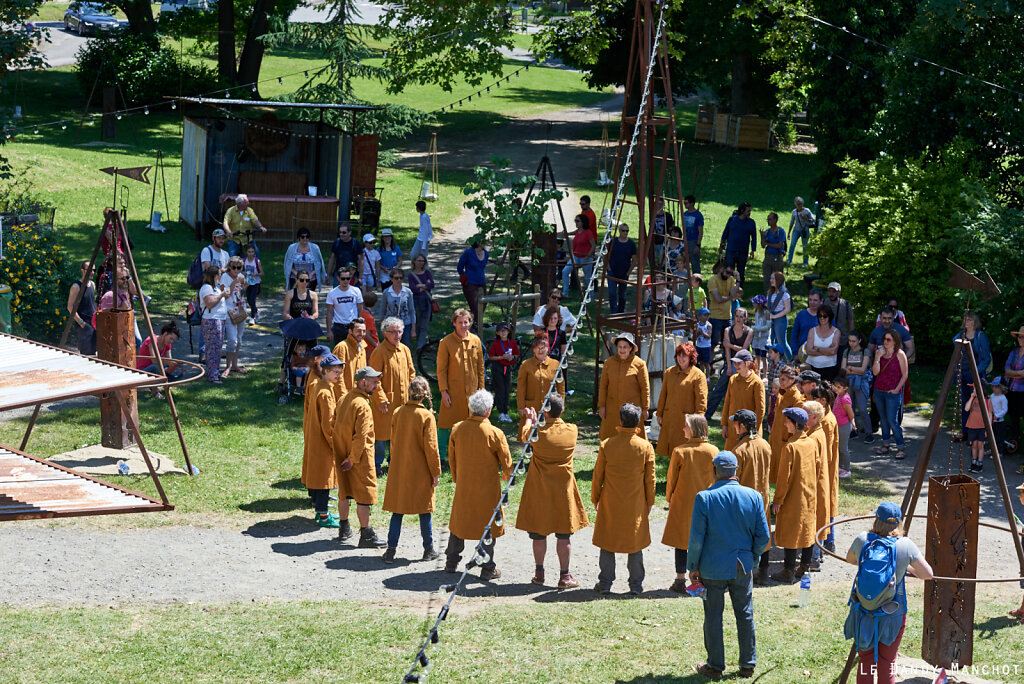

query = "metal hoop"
[815,514,1024,583]
[141,359,208,388]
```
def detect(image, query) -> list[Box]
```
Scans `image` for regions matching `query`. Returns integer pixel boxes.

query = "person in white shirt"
[786,196,815,268]
[991,378,1009,453]
[361,234,383,290]
[411,200,433,260]
[201,229,230,274]
[326,268,364,344]
[532,291,578,336]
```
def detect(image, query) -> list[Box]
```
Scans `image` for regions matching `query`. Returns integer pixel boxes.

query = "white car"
[160,0,211,13]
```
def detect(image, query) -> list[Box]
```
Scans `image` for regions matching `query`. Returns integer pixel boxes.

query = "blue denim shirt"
[687,480,770,580]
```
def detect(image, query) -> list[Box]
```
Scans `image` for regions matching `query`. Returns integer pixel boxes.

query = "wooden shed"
[177,98,381,249]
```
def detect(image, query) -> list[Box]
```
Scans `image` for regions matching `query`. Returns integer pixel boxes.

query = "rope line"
[400,4,669,681]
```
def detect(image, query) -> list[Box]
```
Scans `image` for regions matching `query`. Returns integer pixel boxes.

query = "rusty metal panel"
[922,474,979,668]
[0,445,168,521]
[0,333,159,411]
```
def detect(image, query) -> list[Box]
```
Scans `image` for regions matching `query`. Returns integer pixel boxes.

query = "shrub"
[0,223,76,342]
[815,148,1024,364]
[75,33,217,106]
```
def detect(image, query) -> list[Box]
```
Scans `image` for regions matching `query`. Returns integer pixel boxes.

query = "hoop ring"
[814,514,1024,584]
[138,359,207,388]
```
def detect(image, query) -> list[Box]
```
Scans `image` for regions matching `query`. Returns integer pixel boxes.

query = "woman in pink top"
[136,322,183,398]
[832,375,855,478]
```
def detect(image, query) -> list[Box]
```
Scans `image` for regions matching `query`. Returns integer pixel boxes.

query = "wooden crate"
[712,111,733,144]
[695,105,715,142]
[732,115,772,150]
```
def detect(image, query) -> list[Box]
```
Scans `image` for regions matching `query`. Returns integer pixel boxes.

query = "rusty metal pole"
[19,404,41,452]
[922,473,979,668]
[114,390,170,507]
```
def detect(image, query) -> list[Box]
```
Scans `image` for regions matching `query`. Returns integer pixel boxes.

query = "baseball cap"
[729,409,758,432]
[713,451,738,471]
[319,353,344,370]
[783,407,809,428]
[733,349,754,363]
[696,307,710,315]
[798,369,821,384]
[875,502,902,524]
[212,228,226,237]
[828,281,842,291]
[495,321,510,332]
[362,233,376,243]
[307,344,331,357]
[381,228,393,236]
[768,343,787,356]
[354,366,382,381]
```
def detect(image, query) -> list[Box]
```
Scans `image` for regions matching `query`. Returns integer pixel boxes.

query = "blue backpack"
[854,535,898,609]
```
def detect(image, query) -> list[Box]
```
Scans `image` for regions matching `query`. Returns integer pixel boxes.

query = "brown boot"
[753,568,770,586]
[770,567,797,584]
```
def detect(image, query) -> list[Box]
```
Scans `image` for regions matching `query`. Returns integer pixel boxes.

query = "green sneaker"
[317,513,340,529]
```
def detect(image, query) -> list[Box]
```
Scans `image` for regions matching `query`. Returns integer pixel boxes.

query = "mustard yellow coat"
[303,366,323,413]
[301,377,338,490]
[591,427,656,553]
[437,332,486,429]
[598,354,650,439]
[662,439,717,549]
[808,423,830,542]
[332,388,378,505]
[655,364,709,457]
[334,335,367,392]
[769,385,804,484]
[821,408,840,518]
[514,418,589,536]
[734,433,772,514]
[383,401,441,514]
[368,339,416,441]
[772,432,819,549]
[516,356,565,431]
[448,416,513,540]
[721,371,765,450]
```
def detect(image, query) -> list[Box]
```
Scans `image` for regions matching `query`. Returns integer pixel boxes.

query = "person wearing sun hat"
[1003,326,1024,446]
[844,502,933,684]
[720,349,765,450]
[598,332,651,439]
[687,449,770,680]
[302,354,344,529]
[770,406,819,583]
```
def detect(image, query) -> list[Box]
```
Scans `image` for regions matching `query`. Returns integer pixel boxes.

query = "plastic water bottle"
[117,460,131,475]
[798,573,811,607]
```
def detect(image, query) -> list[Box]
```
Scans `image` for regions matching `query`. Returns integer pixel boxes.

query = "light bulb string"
[401,5,668,682]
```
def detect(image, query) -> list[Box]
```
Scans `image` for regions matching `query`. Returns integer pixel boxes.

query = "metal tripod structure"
[592,0,694,409]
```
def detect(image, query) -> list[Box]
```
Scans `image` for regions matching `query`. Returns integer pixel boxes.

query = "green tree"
[2,0,46,179]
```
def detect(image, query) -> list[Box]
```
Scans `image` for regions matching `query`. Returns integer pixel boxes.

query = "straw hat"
[1011,326,1024,338]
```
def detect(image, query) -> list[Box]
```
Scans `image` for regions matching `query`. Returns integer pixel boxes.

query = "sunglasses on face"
[392,276,402,281]
[338,276,350,281]
[298,278,310,282]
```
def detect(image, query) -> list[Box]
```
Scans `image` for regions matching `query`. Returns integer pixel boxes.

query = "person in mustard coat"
[728,408,773,585]
[592,403,656,596]
[333,366,387,549]
[516,336,565,431]
[445,389,513,581]
[437,308,486,461]
[769,365,802,484]
[811,383,840,556]
[598,332,651,439]
[656,342,709,458]
[721,349,765,450]
[369,317,416,475]
[663,413,718,593]
[334,319,368,394]
[803,401,830,554]
[770,407,819,583]
[302,344,332,411]
[302,354,343,528]
[382,377,441,564]
[516,396,589,590]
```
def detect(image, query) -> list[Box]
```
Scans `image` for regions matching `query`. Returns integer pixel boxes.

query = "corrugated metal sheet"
[0,333,160,411]
[0,445,167,520]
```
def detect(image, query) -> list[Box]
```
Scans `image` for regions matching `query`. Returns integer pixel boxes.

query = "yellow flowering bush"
[0,222,75,342]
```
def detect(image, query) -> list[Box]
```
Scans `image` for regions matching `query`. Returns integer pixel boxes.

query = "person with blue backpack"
[845,502,933,684]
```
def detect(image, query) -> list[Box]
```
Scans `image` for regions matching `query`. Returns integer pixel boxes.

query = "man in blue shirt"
[868,307,915,360]
[688,451,770,681]
[760,212,787,291]
[682,195,704,276]
[606,223,637,314]
[790,290,822,358]
[718,203,758,288]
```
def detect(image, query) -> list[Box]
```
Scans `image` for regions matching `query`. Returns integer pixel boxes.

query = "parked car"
[160,0,211,14]
[63,3,120,36]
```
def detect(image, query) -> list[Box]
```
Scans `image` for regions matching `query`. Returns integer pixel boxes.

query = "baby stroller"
[278,318,324,405]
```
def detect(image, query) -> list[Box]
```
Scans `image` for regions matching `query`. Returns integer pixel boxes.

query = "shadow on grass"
[238,496,311,513]
[977,614,1022,639]
[270,477,306,491]
[840,475,893,500]
[242,515,315,538]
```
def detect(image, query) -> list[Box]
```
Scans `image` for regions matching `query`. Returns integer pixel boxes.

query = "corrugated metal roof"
[0,445,169,521]
[0,333,161,411]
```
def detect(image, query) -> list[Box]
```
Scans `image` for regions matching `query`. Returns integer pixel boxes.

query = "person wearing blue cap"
[687,449,770,680]
[695,307,713,376]
[302,354,344,528]
[844,502,932,684]
[770,407,818,583]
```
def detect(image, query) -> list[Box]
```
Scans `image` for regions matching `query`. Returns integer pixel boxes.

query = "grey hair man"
[445,389,513,581]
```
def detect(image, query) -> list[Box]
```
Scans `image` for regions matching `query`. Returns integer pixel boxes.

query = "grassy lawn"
[2,583,1022,682]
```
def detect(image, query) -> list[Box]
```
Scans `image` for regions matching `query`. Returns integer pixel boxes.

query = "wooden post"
[96,308,138,448]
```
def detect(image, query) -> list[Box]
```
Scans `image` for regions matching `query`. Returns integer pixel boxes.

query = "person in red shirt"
[360,290,380,354]
[580,195,598,238]
[137,322,183,398]
[487,322,519,423]
[561,213,597,297]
